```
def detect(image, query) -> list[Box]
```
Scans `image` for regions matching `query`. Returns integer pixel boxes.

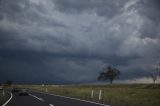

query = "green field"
[14,84,160,106]
[0,90,10,105]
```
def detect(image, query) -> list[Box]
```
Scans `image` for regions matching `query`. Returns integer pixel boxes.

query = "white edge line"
[34,91,109,106]
[2,92,13,106]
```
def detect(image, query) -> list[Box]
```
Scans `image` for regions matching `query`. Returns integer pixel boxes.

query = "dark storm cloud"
[135,0,160,39]
[0,49,105,83]
[0,0,160,83]
[53,0,128,18]
[0,0,66,27]
[137,0,160,21]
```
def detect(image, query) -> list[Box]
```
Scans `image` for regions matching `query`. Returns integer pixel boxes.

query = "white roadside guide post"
[91,90,94,98]
[99,89,102,100]
[3,90,5,95]
[42,84,44,87]
[45,86,48,92]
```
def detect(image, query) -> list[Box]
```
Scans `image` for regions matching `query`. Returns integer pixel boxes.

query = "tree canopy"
[98,66,120,84]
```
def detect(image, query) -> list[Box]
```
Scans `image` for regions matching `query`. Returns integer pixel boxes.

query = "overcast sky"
[0,0,160,84]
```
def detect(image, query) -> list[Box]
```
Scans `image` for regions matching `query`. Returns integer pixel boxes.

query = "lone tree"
[98,66,120,84]
[151,63,160,84]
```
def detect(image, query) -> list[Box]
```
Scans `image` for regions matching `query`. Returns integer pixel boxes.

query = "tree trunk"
[110,80,113,84]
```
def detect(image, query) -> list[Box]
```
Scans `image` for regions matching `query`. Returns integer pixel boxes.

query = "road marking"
[34,91,109,106]
[29,94,44,102]
[2,92,13,106]
[49,104,54,106]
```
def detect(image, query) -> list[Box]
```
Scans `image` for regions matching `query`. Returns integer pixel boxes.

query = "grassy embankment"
[14,84,160,106]
[0,90,10,105]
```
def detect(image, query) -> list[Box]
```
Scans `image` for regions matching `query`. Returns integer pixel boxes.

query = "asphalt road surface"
[5,92,109,106]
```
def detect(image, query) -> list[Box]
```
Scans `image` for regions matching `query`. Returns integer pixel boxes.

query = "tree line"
[98,63,160,84]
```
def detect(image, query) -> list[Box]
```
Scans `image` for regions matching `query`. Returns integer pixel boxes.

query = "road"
[5,92,109,106]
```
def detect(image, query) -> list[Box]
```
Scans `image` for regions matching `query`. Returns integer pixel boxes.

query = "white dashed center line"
[49,104,54,106]
[29,94,44,102]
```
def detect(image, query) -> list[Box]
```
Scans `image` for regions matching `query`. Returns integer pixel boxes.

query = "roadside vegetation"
[15,84,160,106]
[0,90,10,105]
